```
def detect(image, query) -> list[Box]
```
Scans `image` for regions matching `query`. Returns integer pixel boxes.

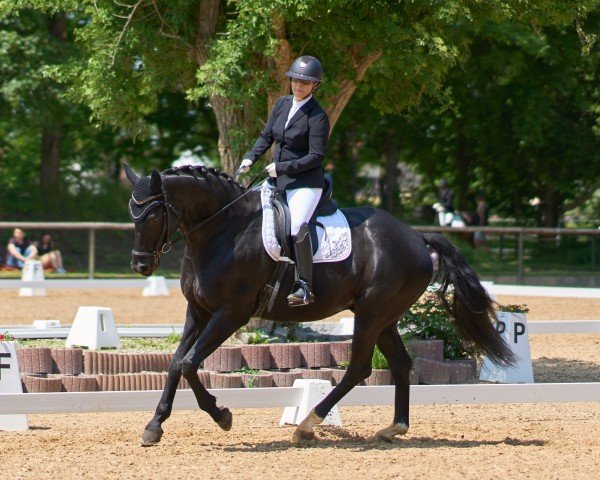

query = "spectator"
[472,193,489,250]
[433,179,455,226]
[5,228,38,269]
[36,233,67,273]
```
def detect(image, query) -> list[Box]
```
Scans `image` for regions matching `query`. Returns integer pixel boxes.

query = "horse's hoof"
[374,432,395,443]
[140,428,163,447]
[374,423,408,443]
[291,428,315,444]
[216,407,232,431]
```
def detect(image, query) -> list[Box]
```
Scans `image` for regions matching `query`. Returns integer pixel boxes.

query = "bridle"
[129,185,178,260]
[129,170,267,261]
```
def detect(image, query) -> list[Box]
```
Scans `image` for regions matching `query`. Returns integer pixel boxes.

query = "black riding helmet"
[285,55,323,83]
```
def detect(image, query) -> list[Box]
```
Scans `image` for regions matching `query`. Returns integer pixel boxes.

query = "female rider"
[239,55,330,307]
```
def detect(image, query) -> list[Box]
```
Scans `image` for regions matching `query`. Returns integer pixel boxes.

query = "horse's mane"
[162,164,247,195]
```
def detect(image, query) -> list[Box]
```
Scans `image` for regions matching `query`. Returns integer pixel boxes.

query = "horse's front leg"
[140,304,207,446]
[180,308,248,431]
[292,318,379,444]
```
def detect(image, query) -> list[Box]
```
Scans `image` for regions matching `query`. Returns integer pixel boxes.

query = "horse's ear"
[149,169,163,194]
[123,164,140,186]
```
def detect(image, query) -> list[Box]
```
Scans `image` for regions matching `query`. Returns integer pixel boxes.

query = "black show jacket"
[243,95,330,191]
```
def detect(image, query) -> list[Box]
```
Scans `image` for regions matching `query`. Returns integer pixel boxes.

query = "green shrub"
[398,292,483,360]
[372,345,389,369]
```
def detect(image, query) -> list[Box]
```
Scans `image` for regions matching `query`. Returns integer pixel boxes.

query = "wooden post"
[517,231,524,281]
[88,229,95,280]
[591,236,597,272]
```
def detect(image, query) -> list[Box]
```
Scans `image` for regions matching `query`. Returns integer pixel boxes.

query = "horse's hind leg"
[140,304,206,446]
[373,324,413,442]
[292,318,379,443]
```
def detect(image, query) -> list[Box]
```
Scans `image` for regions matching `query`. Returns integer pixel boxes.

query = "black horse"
[125,164,514,446]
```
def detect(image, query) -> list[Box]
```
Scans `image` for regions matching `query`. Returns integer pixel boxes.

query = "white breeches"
[286,187,323,236]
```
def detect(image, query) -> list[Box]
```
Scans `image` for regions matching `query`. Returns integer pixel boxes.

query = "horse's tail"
[422,233,516,367]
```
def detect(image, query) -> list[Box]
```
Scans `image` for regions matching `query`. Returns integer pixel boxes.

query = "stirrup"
[287,279,314,306]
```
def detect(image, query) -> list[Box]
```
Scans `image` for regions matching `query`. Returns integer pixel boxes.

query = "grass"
[15,334,182,352]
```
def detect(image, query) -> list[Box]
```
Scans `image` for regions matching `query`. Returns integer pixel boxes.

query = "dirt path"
[1,403,598,480]
[0,289,598,325]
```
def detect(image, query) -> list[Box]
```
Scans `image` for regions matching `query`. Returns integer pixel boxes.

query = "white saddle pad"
[260,183,352,263]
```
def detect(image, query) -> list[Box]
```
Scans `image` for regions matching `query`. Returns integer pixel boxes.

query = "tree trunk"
[325,49,382,133]
[40,14,67,202]
[381,130,400,214]
[542,183,561,228]
[211,96,254,174]
[40,125,62,198]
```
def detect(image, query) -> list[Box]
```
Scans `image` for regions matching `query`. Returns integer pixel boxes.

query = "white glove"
[239,159,253,173]
[266,162,277,178]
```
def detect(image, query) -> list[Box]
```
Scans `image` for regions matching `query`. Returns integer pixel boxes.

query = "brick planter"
[51,349,83,375]
[330,341,352,366]
[405,339,444,362]
[414,358,451,384]
[84,351,97,374]
[209,372,243,389]
[203,346,242,373]
[271,369,303,387]
[61,374,98,392]
[331,368,347,386]
[300,368,333,382]
[241,345,271,370]
[17,348,53,374]
[21,374,63,393]
[299,342,331,368]
[365,369,393,386]
[444,360,474,384]
[269,343,301,369]
[241,372,273,388]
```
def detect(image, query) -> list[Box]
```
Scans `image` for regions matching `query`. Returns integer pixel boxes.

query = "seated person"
[36,233,66,273]
[5,228,38,269]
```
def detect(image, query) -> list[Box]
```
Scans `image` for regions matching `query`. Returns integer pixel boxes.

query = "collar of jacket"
[283,95,316,130]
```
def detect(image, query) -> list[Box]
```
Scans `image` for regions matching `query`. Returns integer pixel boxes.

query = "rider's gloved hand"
[266,163,277,178]
[239,159,253,173]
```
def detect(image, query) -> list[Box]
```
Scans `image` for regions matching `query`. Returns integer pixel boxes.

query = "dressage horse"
[125,164,514,446]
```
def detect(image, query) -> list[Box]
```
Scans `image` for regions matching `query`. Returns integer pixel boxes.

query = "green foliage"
[246,330,271,344]
[371,345,389,370]
[399,292,483,360]
[496,304,529,313]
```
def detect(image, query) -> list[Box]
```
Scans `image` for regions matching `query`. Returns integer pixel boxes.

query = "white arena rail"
[0,383,598,415]
[2,321,599,338]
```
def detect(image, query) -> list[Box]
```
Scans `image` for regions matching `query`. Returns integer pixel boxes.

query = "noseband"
[129,186,178,260]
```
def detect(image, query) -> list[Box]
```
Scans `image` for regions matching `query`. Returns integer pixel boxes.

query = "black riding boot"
[287,222,314,307]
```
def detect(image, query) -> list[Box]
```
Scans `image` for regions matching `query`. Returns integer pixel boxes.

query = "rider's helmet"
[285,56,323,83]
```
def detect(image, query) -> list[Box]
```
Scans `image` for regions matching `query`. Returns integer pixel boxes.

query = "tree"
[398,13,600,226]
[3,0,593,175]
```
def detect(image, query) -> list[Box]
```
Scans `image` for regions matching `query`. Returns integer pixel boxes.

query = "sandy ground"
[0,289,599,325]
[0,289,598,478]
[1,403,599,480]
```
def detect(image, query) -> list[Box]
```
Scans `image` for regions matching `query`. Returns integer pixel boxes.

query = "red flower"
[0,334,5,341]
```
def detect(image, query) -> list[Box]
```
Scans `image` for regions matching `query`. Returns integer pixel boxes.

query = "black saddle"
[271,173,338,259]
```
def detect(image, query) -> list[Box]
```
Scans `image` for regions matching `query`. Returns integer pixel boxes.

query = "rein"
[131,169,267,259]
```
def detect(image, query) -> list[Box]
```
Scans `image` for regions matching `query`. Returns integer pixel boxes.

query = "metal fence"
[0,222,598,280]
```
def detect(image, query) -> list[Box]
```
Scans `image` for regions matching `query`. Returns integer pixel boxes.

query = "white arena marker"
[280,379,342,427]
[339,317,354,335]
[66,306,121,350]
[0,341,28,431]
[19,260,46,297]
[32,320,62,329]
[142,275,170,297]
[479,311,534,384]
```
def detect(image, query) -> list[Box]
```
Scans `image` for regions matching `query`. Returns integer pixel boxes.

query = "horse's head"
[124,164,179,276]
